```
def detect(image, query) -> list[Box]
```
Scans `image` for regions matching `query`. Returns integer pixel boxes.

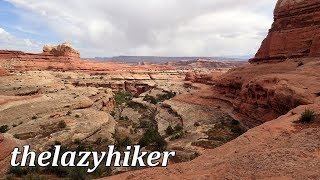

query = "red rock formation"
[0,42,80,63]
[250,0,320,63]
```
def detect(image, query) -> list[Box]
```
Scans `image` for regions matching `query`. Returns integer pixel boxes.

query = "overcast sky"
[0,0,277,58]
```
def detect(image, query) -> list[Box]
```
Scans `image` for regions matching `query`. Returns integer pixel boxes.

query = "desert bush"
[115,91,132,105]
[174,124,183,132]
[58,120,67,129]
[110,111,116,117]
[13,134,20,139]
[143,95,157,104]
[139,119,153,128]
[157,91,176,102]
[0,125,9,133]
[115,136,132,149]
[139,128,167,151]
[165,125,175,136]
[8,166,28,177]
[297,109,318,123]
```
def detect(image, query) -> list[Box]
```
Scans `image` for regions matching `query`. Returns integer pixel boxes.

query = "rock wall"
[250,0,320,63]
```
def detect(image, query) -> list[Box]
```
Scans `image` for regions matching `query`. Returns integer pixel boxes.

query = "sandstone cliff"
[250,0,320,62]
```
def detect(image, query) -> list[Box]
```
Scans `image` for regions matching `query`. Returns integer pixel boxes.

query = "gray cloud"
[6,0,277,57]
[0,27,40,52]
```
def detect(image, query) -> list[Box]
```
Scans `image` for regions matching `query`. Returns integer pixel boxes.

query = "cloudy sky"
[0,0,277,58]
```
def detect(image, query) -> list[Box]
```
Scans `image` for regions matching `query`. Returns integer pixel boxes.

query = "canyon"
[0,0,320,179]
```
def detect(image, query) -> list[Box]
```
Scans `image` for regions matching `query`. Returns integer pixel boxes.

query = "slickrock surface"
[0,134,24,175]
[105,100,320,180]
[251,0,320,62]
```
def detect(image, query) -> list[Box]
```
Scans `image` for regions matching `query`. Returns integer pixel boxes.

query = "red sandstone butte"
[250,0,320,63]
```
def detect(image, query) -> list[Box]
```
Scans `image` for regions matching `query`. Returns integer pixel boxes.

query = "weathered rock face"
[250,0,320,62]
[43,42,80,58]
[0,42,80,64]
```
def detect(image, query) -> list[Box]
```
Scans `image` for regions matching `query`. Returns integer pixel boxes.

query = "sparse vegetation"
[166,124,184,138]
[13,134,20,139]
[139,128,167,151]
[110,111,116,117]
[192,117,246,149]
[143,95,158,104]
[127,101,144,109]
[66,111,72,116]
[0,125,9,133]
[143,91,176,104]
[58,120,67,129]
[115,91,133,105]
[297,109,318,123]
[165,125,175,136]
[115,136,132,149]
[139,119,153,128]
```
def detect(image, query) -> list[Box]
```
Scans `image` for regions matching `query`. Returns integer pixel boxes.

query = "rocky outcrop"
[43,42,80,58]
[250,0,320,62]
[0,43,80,66]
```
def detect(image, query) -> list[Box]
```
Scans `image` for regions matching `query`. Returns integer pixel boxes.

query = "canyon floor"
[0,57,250,179]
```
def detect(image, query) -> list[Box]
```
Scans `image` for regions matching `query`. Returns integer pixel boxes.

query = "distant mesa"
[250,0,320,63]
[0,42,80,63]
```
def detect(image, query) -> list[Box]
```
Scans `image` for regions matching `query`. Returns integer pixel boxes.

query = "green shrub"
[143,95,157,104]
[139,120,152,128]
[95,137,103,145]
[8,166,28,177]
[115,136,132,149]
[165,125,175,136]
[174,124,183,132]
[74,138,82,145]
[115,92,132,105]
[58,120,67,129]
[13,134,20,139]
[127,101,144,109]
[298,109,318,123]
[138,128,167,151]
[157,91,176,102]
[0,125,9,133]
